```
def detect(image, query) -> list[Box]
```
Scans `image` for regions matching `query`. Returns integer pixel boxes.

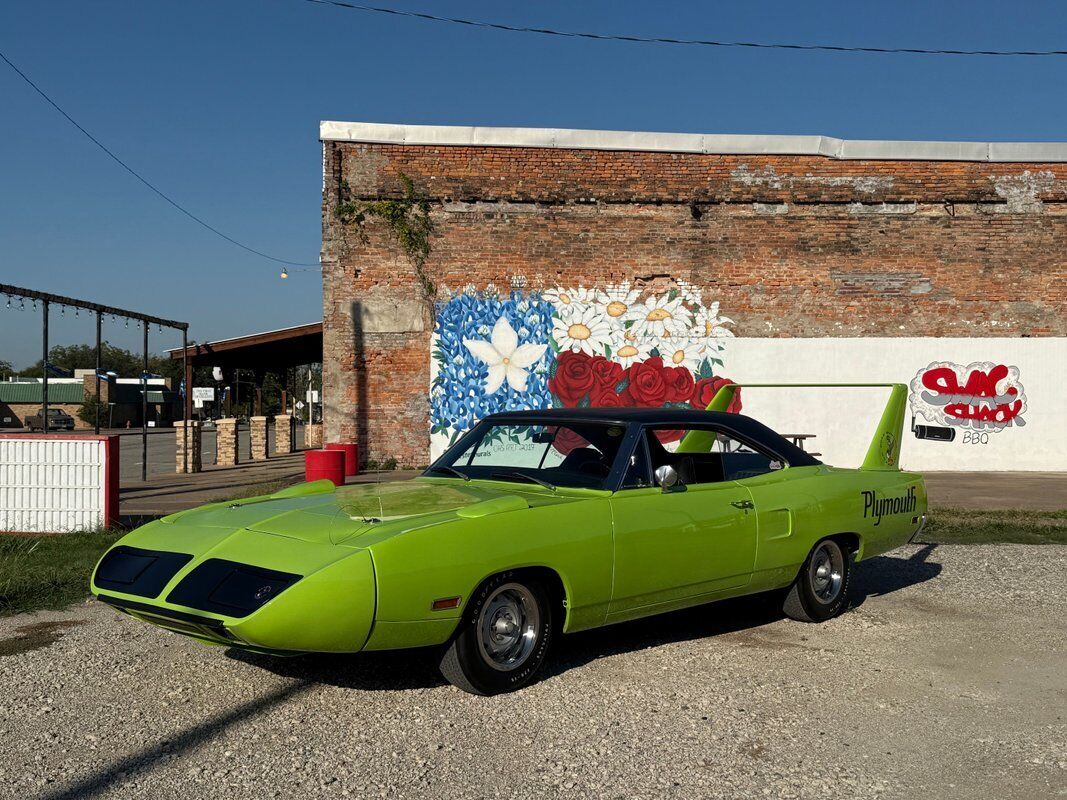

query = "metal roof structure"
[0,382,177,405]
[0,383,84,404]
[321,120,1067,163]
[168,322,322,371]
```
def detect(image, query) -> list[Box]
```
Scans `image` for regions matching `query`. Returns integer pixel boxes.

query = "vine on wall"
[336,172,436,312]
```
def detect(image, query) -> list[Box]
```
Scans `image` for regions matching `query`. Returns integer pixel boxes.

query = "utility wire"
[0,48,320,268]
[304,1,1067,58]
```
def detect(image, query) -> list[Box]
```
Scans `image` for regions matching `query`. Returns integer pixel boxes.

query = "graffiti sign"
[909,362,1027,436]
[430,281,740,454]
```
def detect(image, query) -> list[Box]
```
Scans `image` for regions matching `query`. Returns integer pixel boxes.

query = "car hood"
[160,478,573,546]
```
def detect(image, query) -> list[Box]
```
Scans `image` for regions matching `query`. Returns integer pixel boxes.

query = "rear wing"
[694,382,908,471]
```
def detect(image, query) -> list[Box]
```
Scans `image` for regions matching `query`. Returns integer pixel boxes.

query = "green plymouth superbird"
[92,384,926,694]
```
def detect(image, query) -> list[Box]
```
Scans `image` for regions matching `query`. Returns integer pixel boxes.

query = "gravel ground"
[1,544,1064,800]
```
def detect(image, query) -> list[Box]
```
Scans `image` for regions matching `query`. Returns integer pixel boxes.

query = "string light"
[280,269,289,279]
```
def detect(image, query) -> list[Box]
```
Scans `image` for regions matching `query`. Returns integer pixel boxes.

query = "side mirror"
[654,464,681,492]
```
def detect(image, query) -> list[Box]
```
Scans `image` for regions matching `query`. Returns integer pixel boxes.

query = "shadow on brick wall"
[351,300,368,468]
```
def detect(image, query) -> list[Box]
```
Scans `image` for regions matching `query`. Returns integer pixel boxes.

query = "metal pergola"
[0,283,190,480]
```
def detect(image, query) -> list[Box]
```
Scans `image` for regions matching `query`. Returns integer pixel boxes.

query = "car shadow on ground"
[849,543,942,609]
[227,645,448,690]
[228,545,942,693]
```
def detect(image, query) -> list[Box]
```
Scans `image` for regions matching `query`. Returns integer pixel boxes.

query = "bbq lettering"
[862,487,917,526]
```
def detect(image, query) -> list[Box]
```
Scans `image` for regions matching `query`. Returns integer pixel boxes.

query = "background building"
[0,373,179,429]
[320,121,1066,471]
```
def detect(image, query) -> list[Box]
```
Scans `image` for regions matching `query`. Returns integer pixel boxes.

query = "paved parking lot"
[1,543,1063,800]
[110,425,306,483]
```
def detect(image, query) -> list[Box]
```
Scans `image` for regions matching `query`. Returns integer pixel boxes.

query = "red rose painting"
[589,356,624,390]
[690,376,743,414]
[662,366,696,403]
[548,350,597,407]
[626,356,669,405]
[548,425,590,455]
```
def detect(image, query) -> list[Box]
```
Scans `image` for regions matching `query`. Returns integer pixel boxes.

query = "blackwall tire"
[783,538,852,623]
[438,572,554,696]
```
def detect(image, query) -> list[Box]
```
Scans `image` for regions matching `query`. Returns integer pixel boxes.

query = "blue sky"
[2,1,1065,368]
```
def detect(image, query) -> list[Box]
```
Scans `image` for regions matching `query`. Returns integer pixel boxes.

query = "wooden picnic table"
[783,433,821,457]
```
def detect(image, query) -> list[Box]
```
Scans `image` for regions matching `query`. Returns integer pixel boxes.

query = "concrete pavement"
[923,471,1067,511]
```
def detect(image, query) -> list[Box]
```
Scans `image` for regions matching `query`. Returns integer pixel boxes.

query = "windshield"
[428,421,629,490]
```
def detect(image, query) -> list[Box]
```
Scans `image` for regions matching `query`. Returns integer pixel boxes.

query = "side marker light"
[431,596,461,611]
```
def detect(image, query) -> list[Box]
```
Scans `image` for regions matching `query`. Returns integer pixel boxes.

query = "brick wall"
[321,140,1067,466]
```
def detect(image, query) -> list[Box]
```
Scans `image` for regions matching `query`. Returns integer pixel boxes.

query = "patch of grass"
[919,508,1067,545]
[0,531,123,617]
[213,480,292,502]
[0,482,299,618]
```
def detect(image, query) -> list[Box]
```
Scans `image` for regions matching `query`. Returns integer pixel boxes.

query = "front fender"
[229,548,376,652]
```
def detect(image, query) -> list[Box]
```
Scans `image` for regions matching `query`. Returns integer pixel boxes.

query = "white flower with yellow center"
[552,305,613,356]
[624,294,689,340]
[463,316,548,394]
[595,282,641,322]
[659,338,705,372]
[693,301,735,352]
[609,331,655,368]
[543,286,594,313]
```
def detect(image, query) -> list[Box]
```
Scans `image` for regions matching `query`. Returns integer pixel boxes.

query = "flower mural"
[429,282,742,458]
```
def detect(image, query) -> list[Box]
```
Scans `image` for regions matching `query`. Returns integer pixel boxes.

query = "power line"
[0,48,320,268]
[304,1,1067,58]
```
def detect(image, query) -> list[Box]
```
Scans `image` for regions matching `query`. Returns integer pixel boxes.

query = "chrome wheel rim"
[476,583,540,672]
[808,541,845,604]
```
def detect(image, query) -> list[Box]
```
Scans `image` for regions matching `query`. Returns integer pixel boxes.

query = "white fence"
[0,435,118,533]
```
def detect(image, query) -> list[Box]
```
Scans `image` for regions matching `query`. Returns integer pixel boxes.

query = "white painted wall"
[0,437,111,532]
[725,338,1066,472]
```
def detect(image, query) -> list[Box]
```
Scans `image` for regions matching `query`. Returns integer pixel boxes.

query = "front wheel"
[783,538,852,622]
[438,573,553,695]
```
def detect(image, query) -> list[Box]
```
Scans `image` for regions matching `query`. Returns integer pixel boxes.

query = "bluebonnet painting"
[430,288,556,449]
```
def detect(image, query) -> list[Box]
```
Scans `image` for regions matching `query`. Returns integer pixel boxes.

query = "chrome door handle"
[731,500,754,510]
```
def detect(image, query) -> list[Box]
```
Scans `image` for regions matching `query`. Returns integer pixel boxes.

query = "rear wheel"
[438,573,553,695]
[783,538,852,622]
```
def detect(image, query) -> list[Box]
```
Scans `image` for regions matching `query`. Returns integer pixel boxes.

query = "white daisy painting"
[552,304,614,356]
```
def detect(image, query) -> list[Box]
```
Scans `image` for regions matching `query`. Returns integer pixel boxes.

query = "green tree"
[21,343,185,381]
[77,394,108,428]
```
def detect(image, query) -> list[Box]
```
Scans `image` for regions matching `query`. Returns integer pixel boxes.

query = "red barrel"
[325,442,360,477]
[305,449,346,486]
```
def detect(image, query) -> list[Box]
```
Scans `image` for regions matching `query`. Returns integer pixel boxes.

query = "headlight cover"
[166,559,301,617]
[94,546,193,598]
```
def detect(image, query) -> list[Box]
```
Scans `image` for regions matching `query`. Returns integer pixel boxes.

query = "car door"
[607,425,757,621]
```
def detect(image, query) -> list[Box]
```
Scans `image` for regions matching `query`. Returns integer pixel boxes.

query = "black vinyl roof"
[485,408,822,467]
